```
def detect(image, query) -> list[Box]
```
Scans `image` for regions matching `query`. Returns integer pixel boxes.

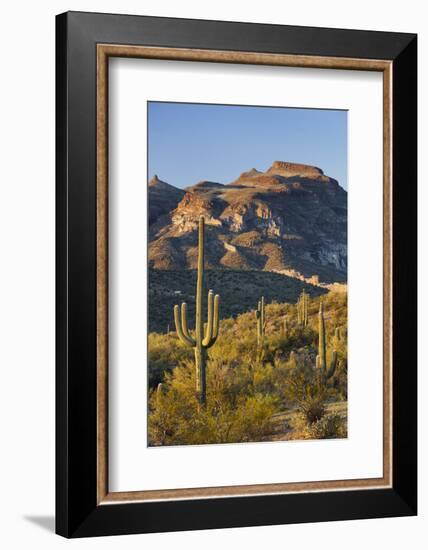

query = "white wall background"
[0,1,424,548]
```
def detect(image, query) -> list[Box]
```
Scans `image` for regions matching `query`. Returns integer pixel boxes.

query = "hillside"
[148,161,347,284]
[149,268,327,333]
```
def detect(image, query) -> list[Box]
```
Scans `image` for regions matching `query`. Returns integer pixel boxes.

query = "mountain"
[148,175,185,225]
[148,161,347,284]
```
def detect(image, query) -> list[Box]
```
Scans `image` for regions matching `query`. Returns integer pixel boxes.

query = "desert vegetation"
[148,217,347,446]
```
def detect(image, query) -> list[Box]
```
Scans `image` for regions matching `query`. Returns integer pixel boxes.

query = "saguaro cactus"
[297,290,309,326]
[316,301,337,380]
[304,291,309,326]
[255,296,266,351]
[173,216,220,404]
[280,316,288,339]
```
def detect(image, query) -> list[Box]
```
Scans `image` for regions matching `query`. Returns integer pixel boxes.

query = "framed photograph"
[56,11,417,538]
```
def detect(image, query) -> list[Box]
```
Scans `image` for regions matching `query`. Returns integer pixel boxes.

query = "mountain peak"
[149,175,185,193]
[238,167,263,179]
[149,174,163,187]
[267,161,324,178]
[148,175,185,225]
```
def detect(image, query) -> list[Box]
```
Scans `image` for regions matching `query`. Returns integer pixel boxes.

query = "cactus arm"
[202,290,214,346]
[213,294,220,339]
[181,302,196,345]
[174,304,195,347]
[205,294,220,348]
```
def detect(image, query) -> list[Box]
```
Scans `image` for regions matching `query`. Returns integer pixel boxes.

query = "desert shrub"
[148,332,192,387]
[230,394,277,440]
[300,396,326,424]
[285,364,325,403]
[288,412,346,440]
[283,362,334,424]
[148,359,279,446]
[287,413,313,440]
[306,413,347,439]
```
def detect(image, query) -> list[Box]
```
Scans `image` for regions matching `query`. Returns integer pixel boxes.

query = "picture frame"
[56,11,417,538]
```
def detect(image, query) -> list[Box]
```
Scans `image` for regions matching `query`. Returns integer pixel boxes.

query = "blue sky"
[148,102,347,190]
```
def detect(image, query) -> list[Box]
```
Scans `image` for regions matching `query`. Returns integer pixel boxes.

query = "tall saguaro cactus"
[255,296,266,350]
[316,301,337,380]
[173,216,220,405]
[297,290,309,327]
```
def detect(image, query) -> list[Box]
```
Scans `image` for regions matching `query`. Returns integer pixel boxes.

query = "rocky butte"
[148,161,347,284]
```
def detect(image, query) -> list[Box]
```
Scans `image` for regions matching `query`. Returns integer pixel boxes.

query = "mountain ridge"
[148,161,347,284]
